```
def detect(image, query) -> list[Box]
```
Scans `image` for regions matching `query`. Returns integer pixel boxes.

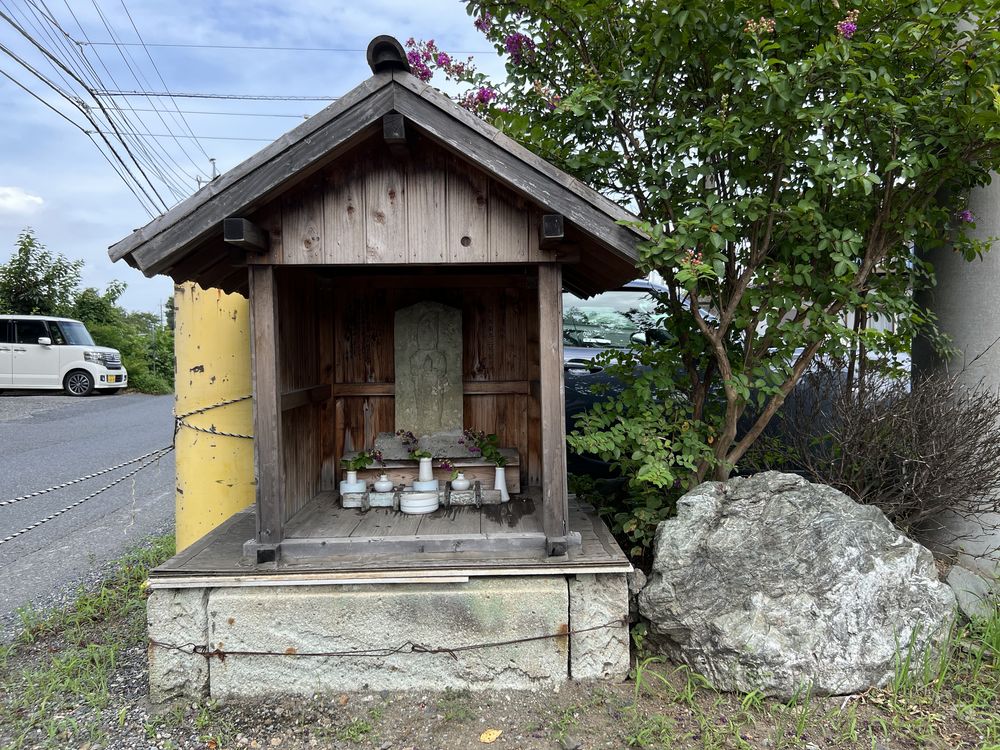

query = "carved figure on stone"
[394,301,462,437]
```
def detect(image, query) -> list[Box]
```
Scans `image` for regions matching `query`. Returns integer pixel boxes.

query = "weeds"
[0,534,174,749]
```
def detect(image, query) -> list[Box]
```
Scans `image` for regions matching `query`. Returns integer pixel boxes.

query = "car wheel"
[64,370,95,397]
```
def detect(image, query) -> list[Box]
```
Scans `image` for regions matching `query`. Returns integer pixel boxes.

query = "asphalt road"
[0,391,174,637]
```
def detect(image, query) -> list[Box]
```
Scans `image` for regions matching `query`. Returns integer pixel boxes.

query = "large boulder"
[638,472,956,698]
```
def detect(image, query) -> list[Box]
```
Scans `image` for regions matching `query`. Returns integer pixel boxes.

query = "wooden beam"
[537,263,569,555]
[332,380,532,397]
[280,383,332,412]
[223,217,270,253]
[249,265,285,547]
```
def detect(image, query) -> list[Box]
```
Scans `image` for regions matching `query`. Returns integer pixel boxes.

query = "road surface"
[0,391,174,637]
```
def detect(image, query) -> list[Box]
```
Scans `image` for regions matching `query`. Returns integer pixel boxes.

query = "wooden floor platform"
[150,496,631,587]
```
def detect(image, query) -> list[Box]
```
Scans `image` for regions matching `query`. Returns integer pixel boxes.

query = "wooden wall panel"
[276,269,324,521]
[279,138,541,267]
[328,274,540,488]
[364,152,407,263]
[445,154,490,263]
[490,185,529,263]
[323,161,366,264]
[407,148,447,263]
[282,185,324,264]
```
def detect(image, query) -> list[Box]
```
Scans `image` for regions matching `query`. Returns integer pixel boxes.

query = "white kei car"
[0,315,127,396]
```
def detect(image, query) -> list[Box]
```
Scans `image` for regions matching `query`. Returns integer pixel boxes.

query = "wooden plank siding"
[274,137,564,267]
[324,273,539,490]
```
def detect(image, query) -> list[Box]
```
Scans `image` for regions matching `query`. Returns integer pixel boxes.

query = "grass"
[621,606,999,750]
[0,534,175,750]
[0,532,997,750]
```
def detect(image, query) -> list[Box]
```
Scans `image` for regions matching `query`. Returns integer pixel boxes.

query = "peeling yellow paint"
[175,282,254,552]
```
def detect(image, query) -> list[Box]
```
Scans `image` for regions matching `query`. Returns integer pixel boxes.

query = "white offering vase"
[346,470,358,484]
[418,457,434,482]
[494,466,510,503]
[373,474,394,493]
[451,472,470,491]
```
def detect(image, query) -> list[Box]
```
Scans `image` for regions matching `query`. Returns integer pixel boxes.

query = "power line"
[41,0,204,196]
[0,22,167,210]
[87,0,209,180]
[0,66,158,216]
[88,129,272,141]
[78,40,494,54]
[126,107,311,118]
[93,89,340,101]
[118,0,211,161]
[20,0,195,197]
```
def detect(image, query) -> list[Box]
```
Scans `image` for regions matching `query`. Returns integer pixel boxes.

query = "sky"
[0,0,506,313]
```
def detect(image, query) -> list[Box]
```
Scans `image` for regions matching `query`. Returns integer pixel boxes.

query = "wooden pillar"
[538,263,569,555]
[249,264,284,550]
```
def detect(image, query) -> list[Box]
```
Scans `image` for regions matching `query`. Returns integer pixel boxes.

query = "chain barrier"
[149,618,628,662]
[0,447,170,508]
[0,446,174,547]
[174,394,254,440]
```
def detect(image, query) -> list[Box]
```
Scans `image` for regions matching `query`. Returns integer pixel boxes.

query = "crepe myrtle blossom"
[743,16,776,34]
[504,32,535,64]
[474,12,492,33]
[837,10,860,39]
[958,209,975,223]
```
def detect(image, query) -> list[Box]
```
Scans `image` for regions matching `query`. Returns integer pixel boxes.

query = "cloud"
[0,186,44,215]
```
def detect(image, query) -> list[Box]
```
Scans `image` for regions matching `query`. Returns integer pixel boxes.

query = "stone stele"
[638,471,956,699]
[394,301,463,438]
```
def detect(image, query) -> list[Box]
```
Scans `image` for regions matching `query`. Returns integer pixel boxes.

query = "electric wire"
[19,0,192,199]
[0,38,165,212]
[93,89,340,101]
[48,0,201,196]
[0,7,171,209]
[87,0,209,180]
[117,0,211,161]
[0,66,157,215]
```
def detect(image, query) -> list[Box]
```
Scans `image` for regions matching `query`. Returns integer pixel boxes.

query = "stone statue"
[394,301,462,437]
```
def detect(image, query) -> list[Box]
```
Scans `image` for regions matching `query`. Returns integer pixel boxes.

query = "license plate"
[107,375,118,383]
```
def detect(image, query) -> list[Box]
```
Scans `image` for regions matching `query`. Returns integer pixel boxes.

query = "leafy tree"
[0,229,82,316]
[412,1,1000,553]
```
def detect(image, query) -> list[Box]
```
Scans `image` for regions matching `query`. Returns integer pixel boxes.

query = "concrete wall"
[147,573,630,701]
[913,174,1000,578]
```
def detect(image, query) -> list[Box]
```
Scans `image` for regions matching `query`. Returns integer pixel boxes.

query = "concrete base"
[147,573,630,700]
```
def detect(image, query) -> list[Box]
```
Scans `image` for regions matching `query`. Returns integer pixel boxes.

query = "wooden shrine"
[109,36,641,567]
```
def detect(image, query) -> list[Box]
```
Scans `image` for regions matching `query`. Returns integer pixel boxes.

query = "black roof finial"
[367,36,410,74]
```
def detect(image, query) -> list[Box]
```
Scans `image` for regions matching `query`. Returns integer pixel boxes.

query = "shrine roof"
[108,37,643,297]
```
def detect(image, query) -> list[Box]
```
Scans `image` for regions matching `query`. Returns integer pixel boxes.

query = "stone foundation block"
[147,588,210,703]
[569,573,630,680]
[947,565,997,620]
[206,577,569,697]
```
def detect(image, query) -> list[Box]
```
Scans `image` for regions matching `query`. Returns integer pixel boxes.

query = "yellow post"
[173,282,255,552]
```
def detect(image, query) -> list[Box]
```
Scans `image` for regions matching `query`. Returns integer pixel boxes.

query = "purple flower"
[836,10,859,39]
[504,32,535,65]
[959,209,975,223]
[474,12,492,33]
[436,52,451,67]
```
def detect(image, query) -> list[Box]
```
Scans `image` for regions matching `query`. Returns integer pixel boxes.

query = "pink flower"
[436,52,451,67]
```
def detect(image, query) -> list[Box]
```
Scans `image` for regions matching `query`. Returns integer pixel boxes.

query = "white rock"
[638,472,956,698]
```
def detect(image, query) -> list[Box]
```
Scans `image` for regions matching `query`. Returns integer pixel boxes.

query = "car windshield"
[57,321,95,346]
[563,289,659,349]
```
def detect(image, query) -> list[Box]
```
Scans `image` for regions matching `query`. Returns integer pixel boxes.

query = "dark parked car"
[562,279,666,477]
